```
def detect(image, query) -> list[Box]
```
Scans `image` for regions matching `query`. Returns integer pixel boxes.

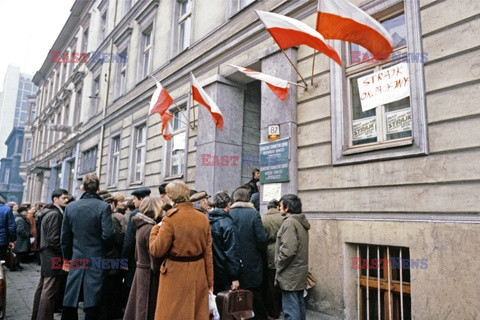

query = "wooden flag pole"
[171,102,193,129]
[311,50,316,86]
[149,74,160,83]
[227,64,307,89]
[281,49,308,89]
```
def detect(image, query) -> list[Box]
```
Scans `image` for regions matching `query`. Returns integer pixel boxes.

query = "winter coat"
[106,211,124,276]
[149,202,214,320]
[124,213,162,320]
[61,192,114,308]
[122,208,139,288]
[275,213,310,291]
[0,204,16,246]
[27,213,38,251]
[14,214,31,254]
[39,205,64,277]
[261,208,283,270]
[208,208,241,293]
[248,179,259,194]
[229,201,268,289]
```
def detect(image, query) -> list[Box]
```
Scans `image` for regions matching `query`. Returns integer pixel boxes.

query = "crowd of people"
[0,168,310,320]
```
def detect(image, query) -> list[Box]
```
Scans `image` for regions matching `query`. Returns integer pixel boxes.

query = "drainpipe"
[97,0,119,184]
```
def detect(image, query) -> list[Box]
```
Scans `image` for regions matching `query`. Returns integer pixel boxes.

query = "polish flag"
[149,81,173,116]
[255,10,342,66]
[230,64,290,100]
[190,73,224,130]
[316,0,394,60]
[161,112,173,140]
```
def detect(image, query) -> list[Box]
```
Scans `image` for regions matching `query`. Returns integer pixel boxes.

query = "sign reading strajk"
[357,62,410,112]
[352,116,377,141]
[386,108,412,134]
[260,138,289,183]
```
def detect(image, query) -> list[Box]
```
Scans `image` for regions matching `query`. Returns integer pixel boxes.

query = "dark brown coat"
[149,202,214,320]
[124,213,162,320]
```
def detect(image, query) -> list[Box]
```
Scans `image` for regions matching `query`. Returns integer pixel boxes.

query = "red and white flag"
[161,112,173,140]
[230,64,290,100]
[316,0,393,60]
[255,10,342,66]
[149,81,173,116]
[190,73,224,130]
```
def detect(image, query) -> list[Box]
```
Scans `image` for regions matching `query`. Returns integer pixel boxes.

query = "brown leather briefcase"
[216,289,255,320]
[5,249,16,269]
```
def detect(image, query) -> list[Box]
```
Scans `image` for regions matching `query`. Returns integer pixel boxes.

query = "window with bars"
[330,0,427,165]
[80,147,98,174]
[354,244,412,320]
[131,125,146,183]
[177,0,192,52]
[109,136,121,186]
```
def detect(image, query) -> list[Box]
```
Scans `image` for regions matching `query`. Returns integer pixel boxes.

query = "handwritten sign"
[386,108,412,134]
[352,117,377,141]
[357,62,410,112]
[263,183,282,202]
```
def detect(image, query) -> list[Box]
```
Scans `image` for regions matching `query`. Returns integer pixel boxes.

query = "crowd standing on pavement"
[2,168,310,320]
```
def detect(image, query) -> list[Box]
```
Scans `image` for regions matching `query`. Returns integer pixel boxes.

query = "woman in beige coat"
[149,180,214,320]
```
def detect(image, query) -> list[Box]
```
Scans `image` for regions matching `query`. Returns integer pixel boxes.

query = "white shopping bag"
[209,291,220,320]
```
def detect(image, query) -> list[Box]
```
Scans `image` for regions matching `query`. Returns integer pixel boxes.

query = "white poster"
[352,116,377,141]
[386,108,412,134]
[357,62,410,112]
[263,183,281,202]
[172,132,185,151]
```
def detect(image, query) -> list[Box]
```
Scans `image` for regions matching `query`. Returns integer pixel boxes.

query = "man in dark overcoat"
[31,188,69,320]
[61,173,114,320]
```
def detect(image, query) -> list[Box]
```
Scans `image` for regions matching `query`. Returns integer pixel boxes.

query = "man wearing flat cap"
[190,190,211,215]
[121,187,151,307]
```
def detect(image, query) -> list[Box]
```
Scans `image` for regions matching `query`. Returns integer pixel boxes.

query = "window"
[99,9,108,43]
[131,125,146,182]
[54,166,62,189]
[238,0,255,10]
[80,147,98,174]
[140,27,152,79]
[67,160,75,194]
[64,104,70,126]
[167,107,188,177]
[4,167,10,184]
[353,244,412,320]
[177,0,192,52]
[74,88,82,126]
[82,27,89,53]
[108,136,121,186]
[115,49,128,98]
[90,75,100,116]
[55,111,62,142]
[330,0,427,165]
[29,102,36,122]
[25,139,32,161]
[123,0,133,16]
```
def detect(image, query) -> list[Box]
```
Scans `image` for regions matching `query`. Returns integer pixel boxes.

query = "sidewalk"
[3,261,327,320]
[3,262,84,320]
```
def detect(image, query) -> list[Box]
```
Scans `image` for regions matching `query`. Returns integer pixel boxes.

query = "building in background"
[0,65,37,203]
[22,0,480,318]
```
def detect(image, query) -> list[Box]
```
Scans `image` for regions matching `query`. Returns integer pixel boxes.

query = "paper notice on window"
[263,183,281,202]
[386,108,412,134]
[352,116,377,141]
[172,132,185,151]
[357,62,410,112]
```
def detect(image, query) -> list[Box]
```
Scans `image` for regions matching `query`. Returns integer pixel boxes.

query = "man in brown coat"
[149,180,214,320]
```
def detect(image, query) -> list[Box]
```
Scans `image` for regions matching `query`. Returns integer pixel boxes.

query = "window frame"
[162,100,189,181]
[129,122,147,185]
[139,26,153,81]
[115,47,129,98]
[90,73,101,117]
[108,134,121,187]
[329,0,427,165]
[175,0,193,54]
[80,146,98,174]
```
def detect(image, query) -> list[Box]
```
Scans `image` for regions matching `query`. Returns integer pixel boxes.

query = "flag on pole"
[161,112,173,140]
[149,81,173,116]
[190,73,224,130]
[230,64,290,100]
[255,10,342,66]
[316,0,394,60]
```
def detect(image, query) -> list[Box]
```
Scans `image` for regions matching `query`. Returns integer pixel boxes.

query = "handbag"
[5,249,17,269]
